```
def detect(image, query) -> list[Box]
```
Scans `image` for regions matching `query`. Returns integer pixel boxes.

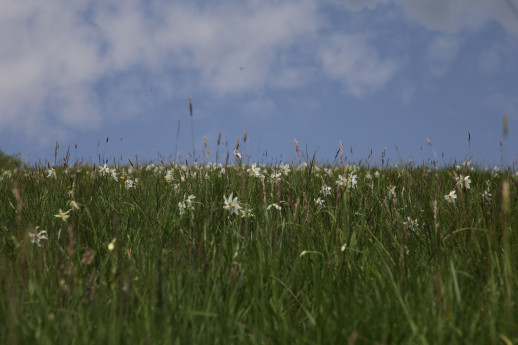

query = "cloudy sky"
[1,0,517,167]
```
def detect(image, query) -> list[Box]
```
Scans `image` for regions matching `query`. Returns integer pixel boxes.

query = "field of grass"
[1,159,517,344]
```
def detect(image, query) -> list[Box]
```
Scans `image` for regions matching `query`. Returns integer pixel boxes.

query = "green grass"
[1,161,517,344]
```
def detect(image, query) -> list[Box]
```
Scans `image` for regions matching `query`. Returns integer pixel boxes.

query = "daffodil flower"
[28,226,48,247]
[456,175,471,189]
[178,202,186,215]
[320,184,331,196]
[54,209,71,222]
[46,168,56,178]
[279,164,291,176]
[98,164,110,176]
[224,193,242,215]
[185,195,196,209]
[314,197,325,209]
[69,200,80,210]
[444,190,457,203]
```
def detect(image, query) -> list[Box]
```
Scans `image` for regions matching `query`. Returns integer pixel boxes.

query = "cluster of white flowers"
[178,195,196,215]
[336,173,358,189]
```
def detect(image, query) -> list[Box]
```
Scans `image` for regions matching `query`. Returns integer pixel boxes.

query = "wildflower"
[267,203,281,211]
[99,163,110,176]
[164,170,175,183]
[387,185,396,198]
[456,175,471,189]
[69,200,80,210]
[374,171,380,178]
[336,175,347,187]
[185,195,196,209]
[481,184,492,202]
[172,183,180,193]
[124,178,137,189]
[403,217,419,231]
[347,174,358,189]
[314,197,325,209]
[224,193,242,216]
[46,168,56,178]
[271,172,282,183]
[444,190,457,203]
[234,149,242,161]
[28,226,48,247]
[279,164,291,176]
[247,164,262,177]
[178,202,186,215]
[320,184,331,196]
[110,169,118,181]
[340,243,347,252]
[54,209,71,222]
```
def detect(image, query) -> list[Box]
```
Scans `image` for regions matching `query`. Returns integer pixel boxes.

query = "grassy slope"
[0,163,517,344]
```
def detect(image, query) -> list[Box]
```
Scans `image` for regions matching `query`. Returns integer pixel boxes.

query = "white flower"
[69,200,80,210]
[267,203,281,211]
[347,174,358,189]
[110,169,118,181]
[46,168,56,178]
[387,185,396,198]
[403,217,419,231]
[54,209,71,222]
[456,175,471,189]
[279,164,291,176]
[178,201,186,215]
[444,190,457,203]
[481,183,492,202]
[234,149,242,161]
[164,170,175,183]
[247,164,262,177]
[124,178,137,189]
[99,164,110,176]
[185,195,196,209]
[28,226,48,247]
[172,183,180,193]
[314,197,325,209]
[320,184,331,196]
[374,171,380,178]
[271,172,282,183]
[336,175,347,187]
[224,193,242,215]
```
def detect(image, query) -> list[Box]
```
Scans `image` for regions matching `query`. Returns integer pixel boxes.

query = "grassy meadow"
[1,155,517,344]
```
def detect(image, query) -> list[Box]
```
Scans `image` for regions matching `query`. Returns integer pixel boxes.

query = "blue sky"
[1,0,517,167]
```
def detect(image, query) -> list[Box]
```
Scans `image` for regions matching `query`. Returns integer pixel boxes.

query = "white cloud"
[318,34,397,97]
[425,35,462,77]
[0,0,320,143]
[333,0,518,34]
